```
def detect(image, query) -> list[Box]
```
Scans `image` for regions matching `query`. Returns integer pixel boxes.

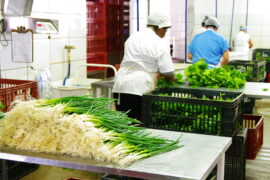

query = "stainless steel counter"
[0,129,231,180]
[242,82,270,98]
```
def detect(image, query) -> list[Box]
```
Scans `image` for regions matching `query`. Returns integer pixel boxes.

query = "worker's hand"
[160,73,175,81]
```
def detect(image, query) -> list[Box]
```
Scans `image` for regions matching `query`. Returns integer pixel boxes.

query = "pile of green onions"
[0,96,182,167]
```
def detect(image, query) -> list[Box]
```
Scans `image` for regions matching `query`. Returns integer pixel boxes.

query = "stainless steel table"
[173,82,270,99]
[242,82,270,98]
[0,129,231,180]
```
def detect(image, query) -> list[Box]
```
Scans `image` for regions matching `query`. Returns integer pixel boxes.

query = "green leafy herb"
[157,73,184,88]
[185,59,246,89]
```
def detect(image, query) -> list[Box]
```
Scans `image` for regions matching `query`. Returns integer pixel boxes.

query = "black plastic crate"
[142,87,244,137]
[0,160,39,180]
[225,128,247,180]
[228,60,266,82]
[243,97,255,114]
[252,48,270,61]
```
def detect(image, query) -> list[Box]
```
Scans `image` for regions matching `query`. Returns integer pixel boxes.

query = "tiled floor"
[19,99,270,180]
[20,166,102,180]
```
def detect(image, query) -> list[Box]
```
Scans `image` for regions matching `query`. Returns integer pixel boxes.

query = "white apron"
[112,63,158,97]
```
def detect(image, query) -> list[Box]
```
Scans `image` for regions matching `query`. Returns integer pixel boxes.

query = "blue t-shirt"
[189,29,229,66]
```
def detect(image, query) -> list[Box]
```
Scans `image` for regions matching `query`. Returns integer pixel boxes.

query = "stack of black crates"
[142,87,247,180]
[228,60,266,82]
[0,160,39,180]
[228,59,266,114]
[252,48,270,82]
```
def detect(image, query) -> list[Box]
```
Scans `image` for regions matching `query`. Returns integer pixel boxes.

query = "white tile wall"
[170,0,186,60]
[33,39,50,66]
[50,63,65,82]
[129,18,139,34]
[261,36,270,48]
[149,0,169,14]
[248,14,263,25]
[32,0,49,13]
[232,14,245,26]
[248,0,265,14]
[49,0,70,14]
[129,0,138,19]
[68,0,86,15]
[139,0,148,19]
[69,38,86,61]
[31,12,51,19]
[49,38,69,63]
[69,14,86,38]
[218,24,231,37]
[0,41,25,69]
[1,68,28,80]
[234,0,247,14]
[1,32,11,41]
[139,19,147,30]
[251,36,262,48]
[70,60,87,78]
[218,0,234,14]
[262,14,270,24]
[261,25,270,36]
[195,0,215,14]
[248,25,262,37]
[49,14,70,39]
[129,0,147,33]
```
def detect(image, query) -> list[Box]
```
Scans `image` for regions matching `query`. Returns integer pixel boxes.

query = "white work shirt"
[112,28,174,96]
[233,31,251,60]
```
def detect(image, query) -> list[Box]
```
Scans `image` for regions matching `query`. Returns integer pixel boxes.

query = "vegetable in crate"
[0,96,182,167]
[185,59,246,89]
[157,73,184,87]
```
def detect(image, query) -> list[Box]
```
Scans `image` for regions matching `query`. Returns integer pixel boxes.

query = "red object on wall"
[86,0,129,72]
[86,53,107,72]
[86,0,107,72]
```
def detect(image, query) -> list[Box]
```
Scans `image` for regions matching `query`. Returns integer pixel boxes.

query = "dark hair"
[206,25,217,29]
[147,25,159,30]
[202,22,205,26]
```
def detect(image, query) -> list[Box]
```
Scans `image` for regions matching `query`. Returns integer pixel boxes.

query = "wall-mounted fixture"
[36,19,58,34]
[4,0,34,16]
[4,17,59,34]
[2,0,59,34]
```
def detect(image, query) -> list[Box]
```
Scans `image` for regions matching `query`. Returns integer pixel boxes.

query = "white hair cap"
[147,12,171,28]
[205,17,220,28]
[240,25,247,31]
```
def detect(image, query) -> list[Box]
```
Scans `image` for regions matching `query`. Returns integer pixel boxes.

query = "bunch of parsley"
[185,59,246,89]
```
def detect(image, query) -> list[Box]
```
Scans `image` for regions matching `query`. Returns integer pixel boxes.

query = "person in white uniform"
[112,12,175,122]
[232,25,254,60]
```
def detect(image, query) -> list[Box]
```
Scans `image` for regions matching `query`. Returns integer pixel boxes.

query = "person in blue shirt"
[188,17,229,68]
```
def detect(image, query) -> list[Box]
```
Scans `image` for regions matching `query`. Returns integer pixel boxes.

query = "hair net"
[202,16,209,23]
[205,17,220,28]
[240,25,247,31]
[147,12,171,28]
